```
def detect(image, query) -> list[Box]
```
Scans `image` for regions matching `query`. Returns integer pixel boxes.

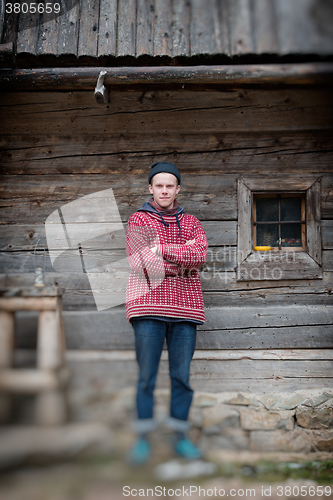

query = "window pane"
[281,223,302,247]
[256,223,279,247]
[256,198,278,222]
[281,197,302,221]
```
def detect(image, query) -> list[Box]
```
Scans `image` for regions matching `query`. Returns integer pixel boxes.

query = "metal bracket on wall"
[94,70,110,104]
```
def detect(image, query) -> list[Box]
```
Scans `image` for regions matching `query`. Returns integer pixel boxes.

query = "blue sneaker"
[127,438,151,465]
[174,438,202,460]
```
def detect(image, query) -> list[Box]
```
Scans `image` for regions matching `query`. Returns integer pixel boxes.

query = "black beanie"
[148,162,181,185]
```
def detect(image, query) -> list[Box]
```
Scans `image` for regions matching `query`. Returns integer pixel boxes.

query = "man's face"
[149,172,180,210]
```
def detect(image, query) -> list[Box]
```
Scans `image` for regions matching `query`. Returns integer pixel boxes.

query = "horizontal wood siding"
[14,349,333,394]
[0,85,332,393]
[63,355,333,393]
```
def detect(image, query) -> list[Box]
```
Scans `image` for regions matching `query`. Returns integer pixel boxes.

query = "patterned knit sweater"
[125,204,208,323]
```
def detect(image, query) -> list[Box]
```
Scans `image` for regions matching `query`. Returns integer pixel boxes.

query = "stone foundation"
[86,388,333,453]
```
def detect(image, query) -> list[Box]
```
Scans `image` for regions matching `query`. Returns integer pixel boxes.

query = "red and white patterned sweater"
[125,209,208,323]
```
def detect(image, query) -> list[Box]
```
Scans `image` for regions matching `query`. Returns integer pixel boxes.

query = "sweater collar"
[136,199,184,238]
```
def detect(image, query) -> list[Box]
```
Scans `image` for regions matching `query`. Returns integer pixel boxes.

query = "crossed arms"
[126,216,208,278]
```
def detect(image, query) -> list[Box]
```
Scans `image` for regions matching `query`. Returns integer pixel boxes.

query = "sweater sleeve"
[157,217,208,269]
[126,215,180,277]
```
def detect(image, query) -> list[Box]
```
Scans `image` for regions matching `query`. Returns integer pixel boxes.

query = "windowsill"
[237,250,323,281]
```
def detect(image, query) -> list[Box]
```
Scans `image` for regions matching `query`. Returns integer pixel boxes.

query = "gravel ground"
[0,443,332,500]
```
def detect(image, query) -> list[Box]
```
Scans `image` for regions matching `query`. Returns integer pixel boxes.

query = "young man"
[125,161,208,464]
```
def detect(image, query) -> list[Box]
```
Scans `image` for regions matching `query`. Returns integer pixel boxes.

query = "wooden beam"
[0,0,5,44]
[0,63,332,91]
[0,297,57,311]
[0,311,14,422]
[0,369,62,392]
[65,348,333,362]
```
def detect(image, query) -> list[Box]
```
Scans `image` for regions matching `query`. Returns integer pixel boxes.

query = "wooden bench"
[0,286,69,426]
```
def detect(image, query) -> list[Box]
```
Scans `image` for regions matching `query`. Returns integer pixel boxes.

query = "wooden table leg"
[35,310,68,426]
[0,311,15,423]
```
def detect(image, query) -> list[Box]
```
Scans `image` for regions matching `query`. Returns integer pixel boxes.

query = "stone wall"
[84,388,333,453]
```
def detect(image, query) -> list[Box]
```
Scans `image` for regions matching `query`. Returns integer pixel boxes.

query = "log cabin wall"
[0,78,333,404]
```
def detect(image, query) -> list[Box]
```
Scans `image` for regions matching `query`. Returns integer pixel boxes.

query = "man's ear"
[176,185,181,194]
[148,184,153,194]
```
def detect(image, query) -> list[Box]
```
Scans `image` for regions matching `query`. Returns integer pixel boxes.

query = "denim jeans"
[131,318,197,433]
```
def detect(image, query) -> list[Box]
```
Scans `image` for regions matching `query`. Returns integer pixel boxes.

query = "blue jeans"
[131,318,197,433]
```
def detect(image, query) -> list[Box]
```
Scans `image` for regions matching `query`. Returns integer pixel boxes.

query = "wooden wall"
[2,0,333,64]
[1,85,333,395]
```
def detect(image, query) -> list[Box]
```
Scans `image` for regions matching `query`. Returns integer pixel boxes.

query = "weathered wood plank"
[1,88,332,135]
[1,7,19,45]
[190,359,333,379]
[0,247,236,274]
[195,326,333,350]
[0,0,5,43]
[14,302,333,334]
[190,0,224,55]
[189,377,333,393]
[16,13,39,55]
[1,147,333,177]
[1,64,333,90]
[172,0,191,57]
[15,310,333,350]
[98,0,117,56]
[65,349,333,361]
[2,270,333,296]
[1,93,332,136]
[307,178,322,266]
[274,0,333,56]
[57,1,80,56]
[37,15,60,55]
[0,221,237,251]
[237,180,251,265]
[203,291,333,307]
[323,220,333,249]
[216,0,230,56]
[52,283,333,309]
[204,305,333,330]
[78,0,100,57]
[153,0,173,56]
[323,249,333,272]
[0,86,331,114]
[0,174,238,223]
[117,0,136,57]
[0,251,332,292]
[252,0,279,54]
[201,271,333,292]
[1,132,333,176]
[242,174,321,191]
[64,357,333,394]
[136,0,154,56]
[227,0,254,55]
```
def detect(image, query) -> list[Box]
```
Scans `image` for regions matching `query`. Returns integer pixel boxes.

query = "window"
[253,193,306,250]
[237,176,322,281]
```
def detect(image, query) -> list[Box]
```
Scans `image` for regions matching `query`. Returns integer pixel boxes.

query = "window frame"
[236,176,322,281]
